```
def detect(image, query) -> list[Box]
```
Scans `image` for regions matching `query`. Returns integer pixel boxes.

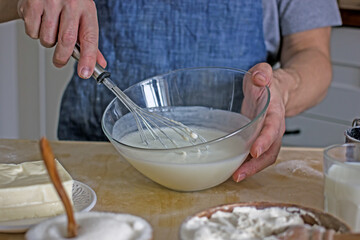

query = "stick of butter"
[0,160,73,222]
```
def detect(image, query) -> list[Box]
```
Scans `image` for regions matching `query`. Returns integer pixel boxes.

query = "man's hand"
[232,27,332,182]
[232,63,286,182]
[17,0,106,78]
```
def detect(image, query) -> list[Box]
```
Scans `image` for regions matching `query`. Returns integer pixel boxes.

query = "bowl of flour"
[179,202,351,240]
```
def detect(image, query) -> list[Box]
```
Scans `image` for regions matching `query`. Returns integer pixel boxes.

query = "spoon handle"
[40,137,78,238]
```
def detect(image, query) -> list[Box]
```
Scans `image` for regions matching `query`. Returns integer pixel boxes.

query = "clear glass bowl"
[102,67,270,191]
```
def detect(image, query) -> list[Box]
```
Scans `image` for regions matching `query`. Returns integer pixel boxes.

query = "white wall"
[0,20,74,140]
[43,41,74,140]
[0,21,19,138]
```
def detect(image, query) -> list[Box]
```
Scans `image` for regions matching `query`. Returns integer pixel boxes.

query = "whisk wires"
[102,77,205,148]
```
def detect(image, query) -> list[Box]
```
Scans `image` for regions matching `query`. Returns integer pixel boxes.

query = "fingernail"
[236,173,247,182]
[254,147,262,158]
[80,67,91,79]
[254,72,267,83]
[19,7,24,18]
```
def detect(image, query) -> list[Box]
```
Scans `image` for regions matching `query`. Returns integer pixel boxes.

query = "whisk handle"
[72,43,110,84]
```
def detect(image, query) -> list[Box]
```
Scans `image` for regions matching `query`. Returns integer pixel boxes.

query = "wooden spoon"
[40,137,78,238]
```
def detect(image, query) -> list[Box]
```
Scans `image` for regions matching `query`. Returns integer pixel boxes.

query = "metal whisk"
[72,44,205,148]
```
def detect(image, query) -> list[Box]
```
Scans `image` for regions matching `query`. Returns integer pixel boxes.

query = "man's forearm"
[0,0,20,23]
[274,27,332,117]
[274,49,332,117]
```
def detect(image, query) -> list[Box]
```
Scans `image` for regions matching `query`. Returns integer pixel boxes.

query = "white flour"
[180,206,320,240]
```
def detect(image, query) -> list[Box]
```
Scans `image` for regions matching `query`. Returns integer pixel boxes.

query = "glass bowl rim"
[101,66,271,151]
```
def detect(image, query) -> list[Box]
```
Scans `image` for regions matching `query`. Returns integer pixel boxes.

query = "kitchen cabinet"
[338,0,360,27]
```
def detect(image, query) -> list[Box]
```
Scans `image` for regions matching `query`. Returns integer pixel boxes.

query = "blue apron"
[58,0,267,141]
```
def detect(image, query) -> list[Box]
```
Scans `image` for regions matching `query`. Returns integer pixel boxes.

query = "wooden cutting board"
[0,139,337,239]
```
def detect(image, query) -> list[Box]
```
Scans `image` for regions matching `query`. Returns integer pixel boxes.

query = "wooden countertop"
[0,139,325,240]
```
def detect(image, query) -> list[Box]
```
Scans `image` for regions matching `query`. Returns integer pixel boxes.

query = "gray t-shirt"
[263,0,342,65]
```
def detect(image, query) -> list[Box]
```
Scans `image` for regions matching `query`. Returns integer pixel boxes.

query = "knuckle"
[60,31,77,46]
[280,127,286,136]
[46,0,57,6]
[42,19,56,30]
[80,56,96,67]
[281,120,286,132]
[25,0,43,11]
[80,31,98,46]
[23,0,31,9]
[274,128,281,139]
[280,126,286,135]
[25,26,38,39]
[88,1,97,12]
[64,0,78,9]
[40,37,56,48]
[40,23,57,47]
[22,13,31,23]
[53,56,67,67]
[250,166,259,175]
[53,48,70,67]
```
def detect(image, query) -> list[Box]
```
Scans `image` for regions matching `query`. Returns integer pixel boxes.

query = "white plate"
[0,180,97,233]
